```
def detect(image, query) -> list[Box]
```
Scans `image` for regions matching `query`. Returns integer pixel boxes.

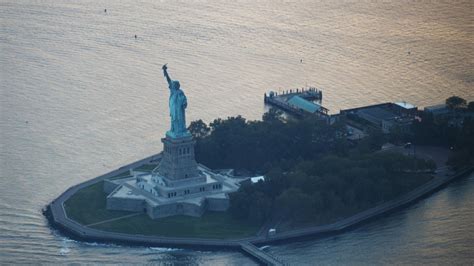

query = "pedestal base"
[153,133,199,182]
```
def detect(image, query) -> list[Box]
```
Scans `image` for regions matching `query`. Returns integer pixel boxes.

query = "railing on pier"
[265,86,322,101]
[264,86,328,118]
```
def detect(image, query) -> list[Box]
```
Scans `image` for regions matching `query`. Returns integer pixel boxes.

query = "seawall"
[45,155,473,265]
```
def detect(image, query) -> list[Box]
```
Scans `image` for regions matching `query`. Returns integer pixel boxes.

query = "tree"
[262,108,284,124]
[229,189,252,220]
[188,119,210,139]
[356,128,385,153]
[446,96,467,110]
[447,149,471,171]
[468,101,474,112]
[247,192,272,224]
[276,188,313,222]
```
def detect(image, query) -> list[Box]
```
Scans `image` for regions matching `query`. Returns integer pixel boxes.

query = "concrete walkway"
[86,213,141,227]
[45,151,473,266]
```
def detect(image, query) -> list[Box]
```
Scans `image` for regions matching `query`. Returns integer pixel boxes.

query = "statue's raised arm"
[162,64,172,86]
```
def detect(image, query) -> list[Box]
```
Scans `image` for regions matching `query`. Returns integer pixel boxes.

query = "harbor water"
[1,1,473,264]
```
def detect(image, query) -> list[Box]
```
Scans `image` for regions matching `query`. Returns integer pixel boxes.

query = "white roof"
[395,102,416,109]
[250,176,265,183]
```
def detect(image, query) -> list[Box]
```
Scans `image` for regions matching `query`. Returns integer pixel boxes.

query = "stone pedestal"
[153,134,201,186]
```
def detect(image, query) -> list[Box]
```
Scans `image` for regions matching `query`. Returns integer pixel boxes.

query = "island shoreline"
[44,154,473,255]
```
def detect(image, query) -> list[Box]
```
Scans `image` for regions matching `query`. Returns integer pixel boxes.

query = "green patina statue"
[162,64,190,138]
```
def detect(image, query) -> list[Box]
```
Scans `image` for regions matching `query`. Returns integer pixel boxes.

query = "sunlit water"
[1,1,473,264]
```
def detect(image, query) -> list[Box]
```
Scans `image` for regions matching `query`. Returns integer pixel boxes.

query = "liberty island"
[42,70,473,264]
[41,65,473,266]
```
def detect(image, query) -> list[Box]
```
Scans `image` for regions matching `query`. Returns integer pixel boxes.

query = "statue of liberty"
[162,64,189,138]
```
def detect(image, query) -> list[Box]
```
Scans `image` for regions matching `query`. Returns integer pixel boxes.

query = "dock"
[264,87,328,118]
[240,242,285,266]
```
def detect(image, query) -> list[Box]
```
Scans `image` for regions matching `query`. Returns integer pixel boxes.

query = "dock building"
[340,102,417,134]
[424,103,474,127]
[264,87,329,118]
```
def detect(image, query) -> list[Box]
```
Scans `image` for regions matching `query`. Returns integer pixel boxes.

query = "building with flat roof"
[424,103,474,127]
[341,102,417,134]
[264,87,329,118]
[287,95,323,114]
[424,104,451,116]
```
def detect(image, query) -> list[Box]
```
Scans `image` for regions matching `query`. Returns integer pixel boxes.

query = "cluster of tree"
[188,110,436,225]
[229,153,435,225]
[188,96,472,226]
[412,96,474,170]
[189,109,349,174]
[445,95,472,111]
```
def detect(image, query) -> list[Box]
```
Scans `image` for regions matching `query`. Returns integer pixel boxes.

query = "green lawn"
[64,181,260,239]
[108,171,132,180]
[64,182,132,225]
[91,211,260,239]
[133,164,159,172]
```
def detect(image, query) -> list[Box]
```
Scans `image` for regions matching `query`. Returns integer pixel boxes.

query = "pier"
[264,87,328,118]
[240,242,285,266]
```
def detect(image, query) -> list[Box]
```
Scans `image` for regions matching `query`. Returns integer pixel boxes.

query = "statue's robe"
[169,85,187,136]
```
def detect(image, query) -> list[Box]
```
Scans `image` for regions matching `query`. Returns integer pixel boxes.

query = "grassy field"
[91,211,260,239]
[108,171,132,180]
[133,164,159,172]
[64,181,260,239]
[64,182,132,225]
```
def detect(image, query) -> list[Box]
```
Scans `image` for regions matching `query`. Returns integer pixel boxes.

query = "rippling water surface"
[1,1,473,264]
